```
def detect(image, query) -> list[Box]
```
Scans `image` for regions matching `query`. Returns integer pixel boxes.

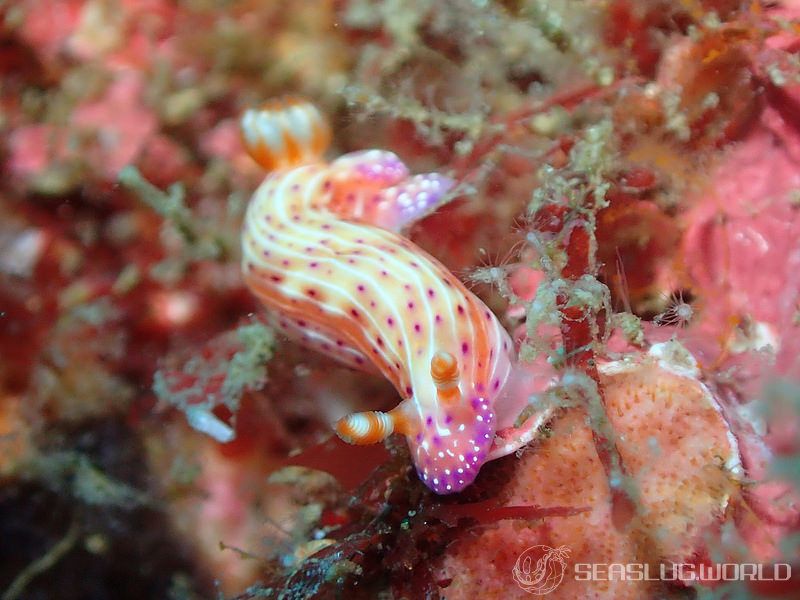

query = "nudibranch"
[240,98,532,494]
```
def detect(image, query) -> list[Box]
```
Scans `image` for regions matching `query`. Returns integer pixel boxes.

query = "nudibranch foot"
[488,407,556,460]
[328,150,455,232]
[330,150,410,188]
[266,312,379,375]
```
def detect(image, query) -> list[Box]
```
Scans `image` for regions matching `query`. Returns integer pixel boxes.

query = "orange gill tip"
[430,350,461,405]
[240,96,331,171]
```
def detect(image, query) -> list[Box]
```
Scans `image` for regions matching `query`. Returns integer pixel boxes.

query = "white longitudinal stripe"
[292,321,371,366]
[332,220,456,346]
[382,263,477,435]
[489,319,501,376]
[260,308,371,367]
[331,215,464,354]
[387,237,470,425]
[278,170,427,362]
[259,168,405,368]
[331,217,468,416]
[245,164,504,436]
[285,170,412,369]
[331,214,480,409]
[497,314,510,374]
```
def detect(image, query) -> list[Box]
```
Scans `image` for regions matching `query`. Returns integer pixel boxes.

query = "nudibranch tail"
[328,150,455,231]
[335,408,408,445]
[375,172,455,231]
[329,150,410,189]
[240,97,331,171]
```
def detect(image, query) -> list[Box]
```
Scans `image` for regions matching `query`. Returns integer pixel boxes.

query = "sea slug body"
[240,98,522,494]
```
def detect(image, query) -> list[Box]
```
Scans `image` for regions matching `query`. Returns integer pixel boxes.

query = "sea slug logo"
[512,544,571,595]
